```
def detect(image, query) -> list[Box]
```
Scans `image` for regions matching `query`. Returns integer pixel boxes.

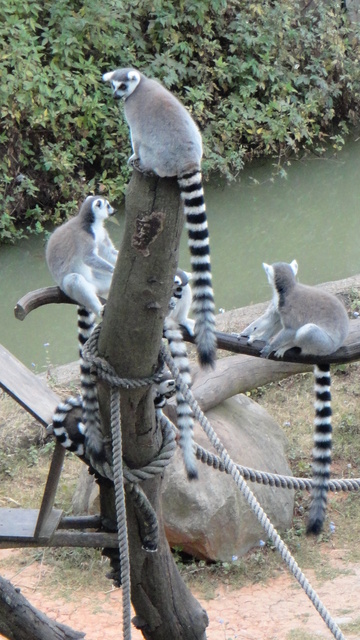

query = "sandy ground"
[0,547,359,639]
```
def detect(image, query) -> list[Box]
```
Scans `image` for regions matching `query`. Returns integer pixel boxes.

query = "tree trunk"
[0,576,84,640]
[97,170,208,640]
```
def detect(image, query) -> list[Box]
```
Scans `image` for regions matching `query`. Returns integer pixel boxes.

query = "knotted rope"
[162,344,346,640]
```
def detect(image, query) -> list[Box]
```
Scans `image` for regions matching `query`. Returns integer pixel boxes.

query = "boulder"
[72,393,294,561]
[162,393,294,561]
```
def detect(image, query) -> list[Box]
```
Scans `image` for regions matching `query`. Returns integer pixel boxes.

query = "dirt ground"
[0,546,359,640]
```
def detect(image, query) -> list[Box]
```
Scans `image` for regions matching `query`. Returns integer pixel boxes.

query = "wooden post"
[97,170,208,640]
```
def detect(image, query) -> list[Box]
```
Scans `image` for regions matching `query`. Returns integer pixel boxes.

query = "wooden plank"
[34,442,66,538]
[0,531,118,549]
[0,344,60,426]
[36,509,63,542]
[0,508,63,542]
[0,509,38,540]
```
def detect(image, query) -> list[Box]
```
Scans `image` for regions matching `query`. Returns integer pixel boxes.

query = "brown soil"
[0,547,359,640]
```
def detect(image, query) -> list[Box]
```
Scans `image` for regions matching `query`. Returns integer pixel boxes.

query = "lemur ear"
[102,71,113,82]
[290,259,298,276]
[262,262,274,285]
[128,70,140,82]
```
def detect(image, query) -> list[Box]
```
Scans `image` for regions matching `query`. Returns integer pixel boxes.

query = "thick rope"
[123,418,176,484]
[162,345,346,640]
[123,419,177,552]
[110,386,131,640]
[82,325,163,389]
[194,443,360,492]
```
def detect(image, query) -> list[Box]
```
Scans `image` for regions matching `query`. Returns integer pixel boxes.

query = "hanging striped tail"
[163,316,198,479]
[51,395,85,455]
[49,306,96,457]
[178,170,216,368]
[307,363,332,535]
[78,307,108,472]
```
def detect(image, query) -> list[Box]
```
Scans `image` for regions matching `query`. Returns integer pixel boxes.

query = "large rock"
[72,393,294,561]
[161,393,294,561]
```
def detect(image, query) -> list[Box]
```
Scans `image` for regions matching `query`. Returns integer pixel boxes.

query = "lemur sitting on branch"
[241,260,349,534]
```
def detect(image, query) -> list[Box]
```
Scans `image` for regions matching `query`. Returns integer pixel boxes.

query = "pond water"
[1,135,360,370]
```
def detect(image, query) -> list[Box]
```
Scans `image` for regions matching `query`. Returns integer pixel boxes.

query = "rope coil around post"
[82,324,173,640]
[162,344,346,640]
[82,326,182,639]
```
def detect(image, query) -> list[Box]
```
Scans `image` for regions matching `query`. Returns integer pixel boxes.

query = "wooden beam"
[0,344,59,427]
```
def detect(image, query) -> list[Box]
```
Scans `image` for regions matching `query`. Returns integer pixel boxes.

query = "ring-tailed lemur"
[46,196,118,317]
[164,269,198,479]
[102,67,216,368]
[241,260,349,534]
[46,196,118,474]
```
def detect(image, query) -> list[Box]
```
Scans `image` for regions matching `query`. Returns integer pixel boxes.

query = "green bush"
[1,0,360,242]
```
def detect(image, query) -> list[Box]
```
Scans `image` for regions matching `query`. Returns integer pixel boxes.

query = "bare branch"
[0,575,85,640]
[13,286,360,365]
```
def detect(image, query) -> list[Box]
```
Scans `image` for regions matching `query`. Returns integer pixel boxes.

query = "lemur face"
[102,69,141,99]
[92,198,115,221]
[173,269,191,299]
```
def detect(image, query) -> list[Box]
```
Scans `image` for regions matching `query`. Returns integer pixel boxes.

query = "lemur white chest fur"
[102,67,216,368]
[163,269,198,480]
[241,260,349,535]
[46,196,118,318]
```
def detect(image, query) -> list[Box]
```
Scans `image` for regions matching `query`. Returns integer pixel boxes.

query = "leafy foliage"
[2,0,360,241]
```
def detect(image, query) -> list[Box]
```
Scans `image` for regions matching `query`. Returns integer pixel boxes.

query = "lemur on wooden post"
[241,260,349,535]
[46,196,118,476]
[102,67,216,369]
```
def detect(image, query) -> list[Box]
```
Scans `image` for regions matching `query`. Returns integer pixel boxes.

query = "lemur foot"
[260,344,272,358]
[128,155,156,177]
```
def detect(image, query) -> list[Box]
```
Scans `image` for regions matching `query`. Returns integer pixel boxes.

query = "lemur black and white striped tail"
[163,316,198,479]
[178,170,216,368]
[51,395,85,455]
[307,363,332,535]
[77,306,109,473]
[50,306,96,457]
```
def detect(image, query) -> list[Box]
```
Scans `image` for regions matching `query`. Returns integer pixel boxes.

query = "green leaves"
[1,0,360,241]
